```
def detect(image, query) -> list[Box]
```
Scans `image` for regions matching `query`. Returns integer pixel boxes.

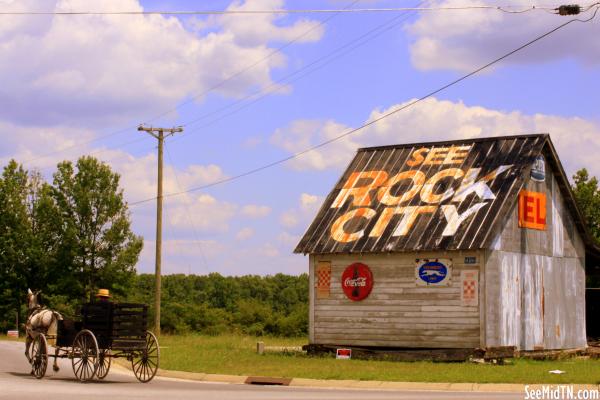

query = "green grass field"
[158,334,600,384]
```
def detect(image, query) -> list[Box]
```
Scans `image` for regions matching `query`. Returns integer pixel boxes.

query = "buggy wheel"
[96,349,111,379]
[31,333,48,379]
[131,331,159,383]
[71,329,99,382]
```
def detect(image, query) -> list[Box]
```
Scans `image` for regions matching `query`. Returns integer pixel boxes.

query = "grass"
[0,333,24,342]
[157,334,600,384]
[3,333,599,384]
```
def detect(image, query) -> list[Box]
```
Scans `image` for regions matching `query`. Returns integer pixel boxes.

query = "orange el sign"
[518,190,546,230]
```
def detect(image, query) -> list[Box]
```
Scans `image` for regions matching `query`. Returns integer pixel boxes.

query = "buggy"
[29,302,159,382]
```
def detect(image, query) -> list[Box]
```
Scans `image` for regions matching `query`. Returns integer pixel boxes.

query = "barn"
[295,134,594,354]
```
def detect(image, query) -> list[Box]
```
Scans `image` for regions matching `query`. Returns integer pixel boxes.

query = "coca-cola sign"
[341,263,373,301]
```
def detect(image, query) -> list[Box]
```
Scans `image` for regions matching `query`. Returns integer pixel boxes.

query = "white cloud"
[139,239,225,274]
[192,0,324,47]
[300,193,319,212]
[166,194,237,233]
[270,119,356,170]
[0,121,97,170]
[270,97,600,179]
[279,192,323,228]
[280,212,299,228]
[242,136,263,148]
[406,0,600,72]
[278,231,300,247]
[0,0,324,127]
[257,242,279,258]
[240,204,271,218]
[236,227,255,240]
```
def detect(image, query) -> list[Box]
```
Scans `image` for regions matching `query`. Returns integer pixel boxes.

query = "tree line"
[2,157,600,336]
[0,157,308,336]
[130,273,308,336]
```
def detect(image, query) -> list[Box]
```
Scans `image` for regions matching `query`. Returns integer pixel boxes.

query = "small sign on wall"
[341,263,374,301]
[416,259,452,286]
[531,155,546,182]
[519,190,547,230]
[461,270,479,307]
[464,256,477,264]
[316,261,331,299]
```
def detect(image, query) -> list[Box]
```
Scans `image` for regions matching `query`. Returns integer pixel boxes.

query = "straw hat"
[96,288,111,298]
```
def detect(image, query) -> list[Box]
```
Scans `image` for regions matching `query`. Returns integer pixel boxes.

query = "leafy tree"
[0,161,31,331]
[572,168,600,243]
[49,156,143,301]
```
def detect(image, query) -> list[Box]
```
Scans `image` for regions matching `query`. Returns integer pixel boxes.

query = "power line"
[0,5,560,16]
[128,6,599,207]
[169,1,423,144]
[19,0,361,166]
[146,0,360,124]
[163,142,210,271]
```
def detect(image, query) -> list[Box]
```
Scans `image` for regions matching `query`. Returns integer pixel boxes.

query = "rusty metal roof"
[295,134,584,254]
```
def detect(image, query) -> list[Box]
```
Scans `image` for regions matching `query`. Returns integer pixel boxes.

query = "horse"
[25,289,62,373]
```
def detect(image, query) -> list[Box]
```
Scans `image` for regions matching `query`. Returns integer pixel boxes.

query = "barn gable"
[295,134,571,254]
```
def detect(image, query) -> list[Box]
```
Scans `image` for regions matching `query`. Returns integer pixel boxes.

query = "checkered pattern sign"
[461,270,478,307]
[316,261,331,299]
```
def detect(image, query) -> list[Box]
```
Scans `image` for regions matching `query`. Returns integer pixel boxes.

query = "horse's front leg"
[24,335,32,363]
[52,348,60,372]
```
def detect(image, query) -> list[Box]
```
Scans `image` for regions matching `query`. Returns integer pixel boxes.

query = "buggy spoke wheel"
[71,330,99,382]
[96,349,111,380]
[31,334,48,379]
[131,331,159,383]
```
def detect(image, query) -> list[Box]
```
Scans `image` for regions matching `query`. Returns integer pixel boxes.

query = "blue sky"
[1,0,599,276]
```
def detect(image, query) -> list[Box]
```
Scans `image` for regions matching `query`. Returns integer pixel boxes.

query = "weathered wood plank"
[314,305,478,313]
[315,310,479,320]
[315,305,478,314]
[317,299,465,306]
[314,327,480,336]
[317,292,461,301]
[313,336,480,348]
[309,255,315,343]
[315,318,480,329]
[315,321,479,330]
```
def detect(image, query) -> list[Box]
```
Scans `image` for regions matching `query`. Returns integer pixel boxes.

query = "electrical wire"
[19,0,361,166]
[0,6,558,16]
[144,0,361,124]
[169,1,423,144]
[128,6,600,207]
[164,143,210,271]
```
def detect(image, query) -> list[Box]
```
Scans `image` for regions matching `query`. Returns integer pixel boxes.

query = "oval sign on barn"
[341,263,373,301]
[417,260,448,285]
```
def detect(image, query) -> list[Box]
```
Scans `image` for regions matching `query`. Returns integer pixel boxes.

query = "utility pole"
[138,124,183,336]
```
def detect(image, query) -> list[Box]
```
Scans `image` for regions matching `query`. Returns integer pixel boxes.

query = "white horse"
[25,289,62,373]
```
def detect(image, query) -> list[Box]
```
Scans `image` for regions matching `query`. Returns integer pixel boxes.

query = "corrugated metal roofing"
[295,134,567,254]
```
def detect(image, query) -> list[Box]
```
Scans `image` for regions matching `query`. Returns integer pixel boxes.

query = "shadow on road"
[7,371,130,384]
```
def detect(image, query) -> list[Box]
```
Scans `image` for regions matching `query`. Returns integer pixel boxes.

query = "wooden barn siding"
[485,167,586,350]
[310,252,482,348]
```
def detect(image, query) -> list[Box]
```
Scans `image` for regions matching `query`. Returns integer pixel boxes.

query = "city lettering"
[330,146,512,243]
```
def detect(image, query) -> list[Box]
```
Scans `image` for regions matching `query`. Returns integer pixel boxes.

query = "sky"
[1,0,599,276]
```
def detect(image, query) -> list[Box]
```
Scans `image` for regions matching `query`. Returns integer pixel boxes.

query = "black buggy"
[29,302,159,383]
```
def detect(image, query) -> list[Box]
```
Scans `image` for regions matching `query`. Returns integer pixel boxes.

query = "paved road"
[0,341,522,400]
